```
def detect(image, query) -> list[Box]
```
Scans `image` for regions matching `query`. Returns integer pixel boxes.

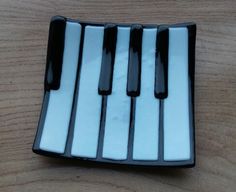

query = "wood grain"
[0,0,235,191]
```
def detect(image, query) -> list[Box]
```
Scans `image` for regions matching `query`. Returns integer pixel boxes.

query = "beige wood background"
[0,0,235,191]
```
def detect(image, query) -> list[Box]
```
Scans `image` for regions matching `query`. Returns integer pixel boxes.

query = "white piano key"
[164,27,190,161]
[71,26,104,158]
[132,28,159,160]
[39,22,81,153]
[102,27,131,160]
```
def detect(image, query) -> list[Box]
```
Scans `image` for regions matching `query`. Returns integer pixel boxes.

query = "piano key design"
[33,16,196,167]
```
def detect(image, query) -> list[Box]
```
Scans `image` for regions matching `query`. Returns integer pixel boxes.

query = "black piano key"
[98,24,117,95]
[45,16,66,91]
[127,25,143,97]
[155,27,169,99]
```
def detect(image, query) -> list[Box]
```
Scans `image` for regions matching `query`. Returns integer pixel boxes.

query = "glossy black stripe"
[127,97,136,160]
[45,16,66,91]
[98,24,117,95]
[127,25,143,97]
[187,24,197,166]
[96,96,108,159]
[155,27,168,99]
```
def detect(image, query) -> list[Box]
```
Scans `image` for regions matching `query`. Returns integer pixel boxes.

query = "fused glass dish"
[33,16,196,167]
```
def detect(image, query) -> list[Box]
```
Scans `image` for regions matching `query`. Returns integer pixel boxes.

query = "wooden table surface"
[0,0,235,191]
